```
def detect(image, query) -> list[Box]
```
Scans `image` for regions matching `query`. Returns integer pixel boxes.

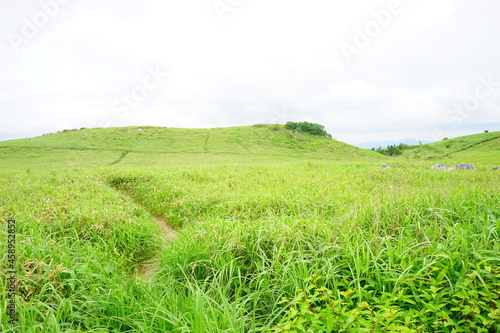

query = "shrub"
[374,143,410,156]
[284,122,331,137]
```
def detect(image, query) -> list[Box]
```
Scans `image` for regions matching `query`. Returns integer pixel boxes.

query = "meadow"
[1,127,499,332]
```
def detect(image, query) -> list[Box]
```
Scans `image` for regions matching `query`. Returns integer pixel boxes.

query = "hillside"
[400,131,500,164]
[0,125,381,170]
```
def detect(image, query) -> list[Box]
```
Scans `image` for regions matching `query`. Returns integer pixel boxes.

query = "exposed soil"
[154,215,178,241]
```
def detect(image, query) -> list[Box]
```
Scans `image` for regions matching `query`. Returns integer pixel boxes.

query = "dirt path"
[153,215,178,241]
[137,215,177,281]
[105,182,178,281]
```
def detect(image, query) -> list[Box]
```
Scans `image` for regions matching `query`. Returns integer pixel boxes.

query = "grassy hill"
[400,131,500,165]
[1,126,499,331]
[0,125,381,170]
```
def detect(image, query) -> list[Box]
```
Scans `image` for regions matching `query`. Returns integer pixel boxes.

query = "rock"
[137,128,143,131]
[492,166,499,170]
[380,164,392,168]
[452,163,475,170]
[431,163,451,170]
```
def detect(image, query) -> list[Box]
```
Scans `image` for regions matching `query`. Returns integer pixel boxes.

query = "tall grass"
[1,161,499,331]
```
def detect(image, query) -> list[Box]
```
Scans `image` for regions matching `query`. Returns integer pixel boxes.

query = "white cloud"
[397,0,454,33]
[320,79,388,109]
[0,0,499,144]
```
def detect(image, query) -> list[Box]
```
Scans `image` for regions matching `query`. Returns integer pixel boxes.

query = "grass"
[1,160,499,331]
[400,131,500,164]
[0,170,163,332]
[0,126,499,331]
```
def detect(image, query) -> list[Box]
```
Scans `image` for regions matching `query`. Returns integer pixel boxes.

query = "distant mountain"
[354,138,434,150]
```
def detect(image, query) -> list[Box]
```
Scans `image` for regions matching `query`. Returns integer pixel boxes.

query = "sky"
[1,0,499,145]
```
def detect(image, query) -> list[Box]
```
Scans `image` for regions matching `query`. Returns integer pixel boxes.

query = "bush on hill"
[284,121,331,138]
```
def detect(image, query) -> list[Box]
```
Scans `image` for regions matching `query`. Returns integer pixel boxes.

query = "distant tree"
[284,122,299,131]
[485,130,489,133]
[374,143,410,156]
[284,121,331,137]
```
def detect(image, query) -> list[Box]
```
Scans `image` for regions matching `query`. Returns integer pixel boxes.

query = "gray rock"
[492,166,499,170]
[431,163,451,170]
[380,164,392,168]
[452,163,475,170]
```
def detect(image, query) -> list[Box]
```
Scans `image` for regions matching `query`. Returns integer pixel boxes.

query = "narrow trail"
[107,151,129,166]
[105,181,179,281]
[137,215,178,281]
[154,215,178,241]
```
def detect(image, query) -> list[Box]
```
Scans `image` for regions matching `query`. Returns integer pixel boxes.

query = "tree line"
[371,143,411,156]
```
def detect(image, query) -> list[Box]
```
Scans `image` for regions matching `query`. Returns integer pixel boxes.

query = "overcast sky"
[1,0,499,145]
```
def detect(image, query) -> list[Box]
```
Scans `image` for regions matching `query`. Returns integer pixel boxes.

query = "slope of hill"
[401,131,500,164]
[0,125,381,170]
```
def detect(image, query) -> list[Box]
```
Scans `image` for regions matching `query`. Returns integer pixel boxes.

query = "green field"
[1,126,499,332]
